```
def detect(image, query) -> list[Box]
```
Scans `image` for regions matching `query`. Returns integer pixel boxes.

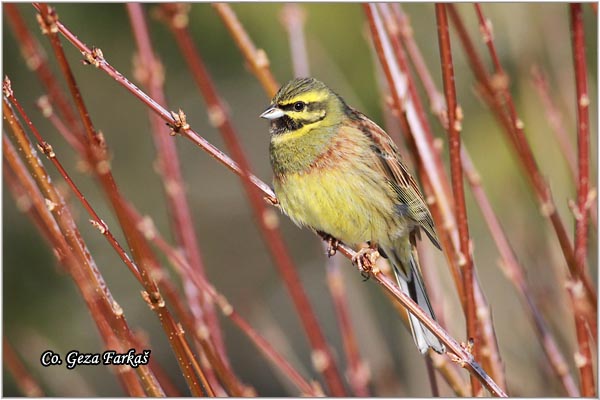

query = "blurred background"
[3,3,597,396]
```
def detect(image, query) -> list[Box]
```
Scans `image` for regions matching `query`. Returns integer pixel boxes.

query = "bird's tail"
[385,246,445,354]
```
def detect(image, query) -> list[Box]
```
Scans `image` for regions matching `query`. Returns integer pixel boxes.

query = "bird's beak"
[260,106,285,120]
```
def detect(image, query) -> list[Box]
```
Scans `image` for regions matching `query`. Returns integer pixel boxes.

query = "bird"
[261,77,445,354]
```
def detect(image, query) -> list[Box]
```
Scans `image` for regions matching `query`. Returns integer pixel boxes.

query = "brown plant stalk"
[435,4,480,395]
[213,3,280,97]
[371,3,506,390]
[126,4,231,395]
[126,4,228,378]
[35,4,220,395]
[5,78,211,395]
[448,4,597,315]
[3,338,45,397]
[36,6,507,394]
[134,208,323,397]
[396,5,580,394]
[2,104,163,397]
[569,4,596,396]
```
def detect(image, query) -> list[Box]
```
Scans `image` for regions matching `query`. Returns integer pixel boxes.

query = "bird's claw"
[326,236,339,257]
[264,194,279,206]
[352,247,380,279]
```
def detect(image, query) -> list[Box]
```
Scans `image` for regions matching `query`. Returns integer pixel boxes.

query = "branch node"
[568,199,583,221]
[37,141,55,158]
[574,351,589,368]
[36,96,53,117]
[216,294,233,316]
[264,194,279,206]
[2,76,13,98]
[311,349,330,372]
[167,109,189,135]
[196,324,211,341]
[89,219,108,234]
[36,8,59,35]
[82,47,104,68]
[262,209,280,229]
[579,94,590,108]
[207,105,226,128]
[515,118,524,130]
[141,290,165,309]
[44,198,58,212]
[254,49,270,69]
[111,300,124,316]
[540,200,555,217]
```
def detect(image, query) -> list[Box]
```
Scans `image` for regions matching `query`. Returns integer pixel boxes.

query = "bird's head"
[260,77,347,136]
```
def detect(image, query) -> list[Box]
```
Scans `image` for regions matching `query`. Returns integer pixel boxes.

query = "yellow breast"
[273,163,406,246]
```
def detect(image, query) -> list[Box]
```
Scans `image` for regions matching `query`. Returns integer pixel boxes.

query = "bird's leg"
[352,243,380,280]
[317,231,340,257]
[326,236,340,257]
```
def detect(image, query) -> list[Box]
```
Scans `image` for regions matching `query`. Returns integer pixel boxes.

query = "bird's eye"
[293,101,305,111]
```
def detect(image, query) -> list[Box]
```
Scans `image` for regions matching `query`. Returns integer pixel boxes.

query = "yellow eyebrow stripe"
[280,91,328,106]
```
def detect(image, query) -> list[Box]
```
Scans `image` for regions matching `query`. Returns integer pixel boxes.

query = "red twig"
[3,105,164,397]
[530,66,579,186]
[4,4,86,145]
[435,5,480,396]
[213,3,280,97]
[3,338,45,396]
[450,3,597,313]
[280,4,310,78]
[569,4,596,397]
[133,208,322,396]
[461,149,580,396]
[125,4,229,391]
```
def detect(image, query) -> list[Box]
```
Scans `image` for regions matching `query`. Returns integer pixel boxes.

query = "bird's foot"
[352,246,380,280]
[264,194,279,206]
[325,236,340,257]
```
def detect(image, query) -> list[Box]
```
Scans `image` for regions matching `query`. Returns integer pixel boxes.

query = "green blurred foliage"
[2,3,597,397]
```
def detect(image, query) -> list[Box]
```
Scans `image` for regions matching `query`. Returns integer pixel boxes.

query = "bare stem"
[3,338,45,396]
[435,5,480,395]
[461,149,580,396]
[569,4,596,397]
[126,4,229,392]
[449,3,597,313]
[213,3,280,97]
[3,104,164,397]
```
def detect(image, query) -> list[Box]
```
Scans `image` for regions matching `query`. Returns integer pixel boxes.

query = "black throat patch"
[270,115,304,135]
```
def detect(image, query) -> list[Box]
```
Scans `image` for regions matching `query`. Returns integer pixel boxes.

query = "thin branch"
[461,149,580,396]
[133,209,322,396]
[569,4,596,397]
[3,105,164,397]
[3,338,45,397]
[449,3,597,313]
[435,4,480,396]
[126,4,229,393]
[213,3,280,97]
[280,4,310,77]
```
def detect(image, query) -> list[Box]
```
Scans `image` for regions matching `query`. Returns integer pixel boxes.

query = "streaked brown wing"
[348,108,441,249]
